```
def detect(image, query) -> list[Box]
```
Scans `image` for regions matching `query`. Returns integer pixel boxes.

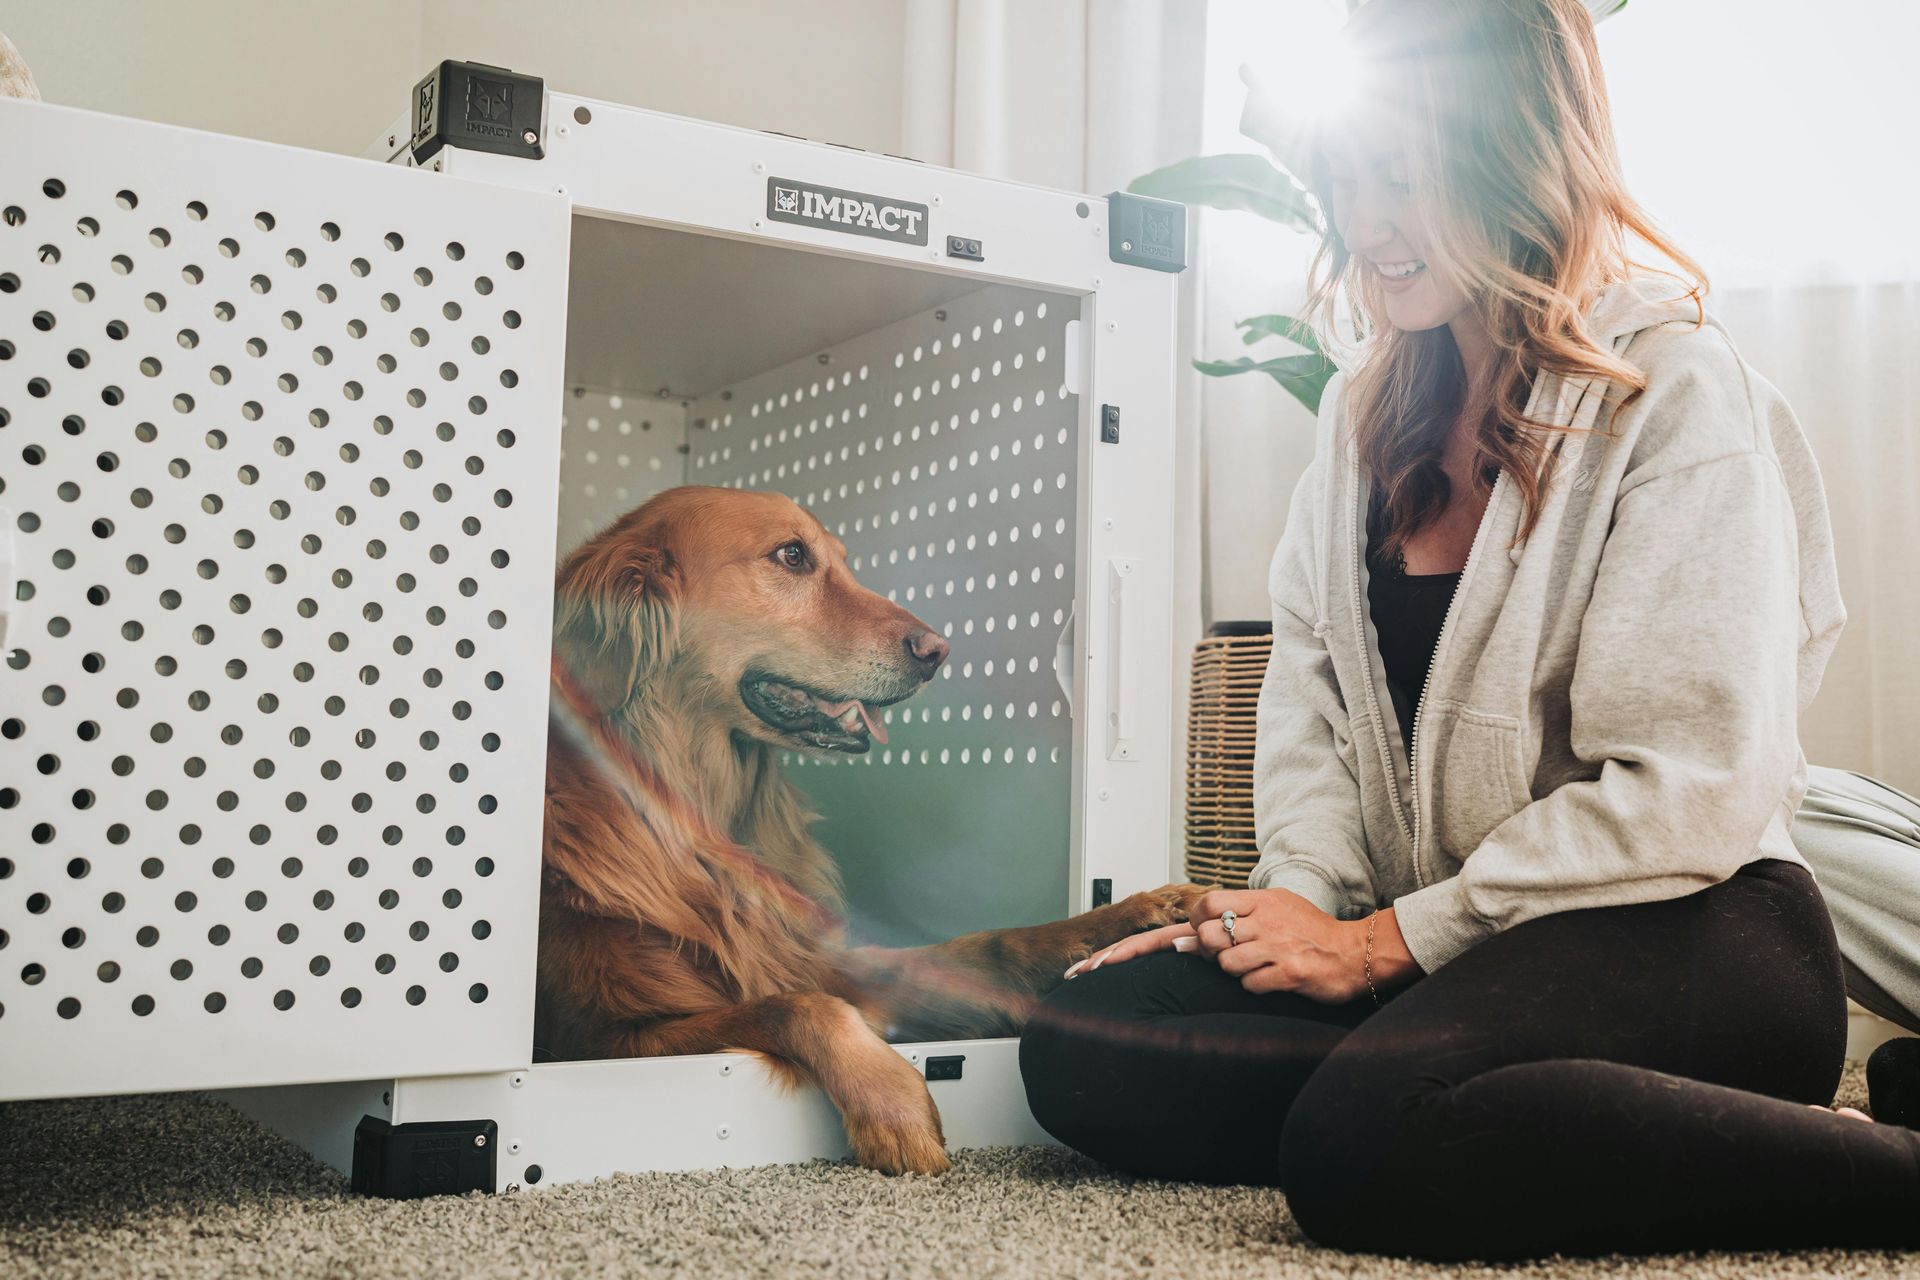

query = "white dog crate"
[0,65,1184,1192]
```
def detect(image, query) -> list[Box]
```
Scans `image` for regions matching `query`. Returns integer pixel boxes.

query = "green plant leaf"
[1193,353,1337,415]
[1126,154,1320,234]
[1236,314,1324,354]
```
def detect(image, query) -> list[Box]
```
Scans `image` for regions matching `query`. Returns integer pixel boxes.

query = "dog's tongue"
[817,697,887,745]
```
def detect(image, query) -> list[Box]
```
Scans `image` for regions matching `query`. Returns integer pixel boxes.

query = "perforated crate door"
[686,285,1077,947]
[0,101,568,1100]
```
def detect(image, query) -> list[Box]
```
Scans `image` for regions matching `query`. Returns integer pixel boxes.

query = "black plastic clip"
[1106,191,1187,273]
[411,60,546,165]
[351,1115,498,1199]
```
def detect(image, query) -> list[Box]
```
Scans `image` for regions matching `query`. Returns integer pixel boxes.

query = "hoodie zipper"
[1407,468,1506,887]
[1350,451,1507,888]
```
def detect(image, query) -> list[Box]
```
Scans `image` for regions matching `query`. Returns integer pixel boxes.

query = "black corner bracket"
[351,1114,498,1199]
[1106,191,1187,273]
[411,60,546,165]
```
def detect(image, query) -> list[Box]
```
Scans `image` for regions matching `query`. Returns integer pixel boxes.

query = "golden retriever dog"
[539,485,1206,1174]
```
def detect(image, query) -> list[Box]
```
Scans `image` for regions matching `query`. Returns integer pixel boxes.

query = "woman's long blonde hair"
[1303,0,1705,561]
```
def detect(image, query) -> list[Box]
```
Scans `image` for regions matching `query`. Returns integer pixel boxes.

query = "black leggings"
[1019,858,1920,1261]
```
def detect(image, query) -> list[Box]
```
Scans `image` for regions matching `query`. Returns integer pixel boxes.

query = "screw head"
[934,309,948,322]
[522,129,539,145]
[474,1133,488,1148]
[719,1061,733,1076]
[510,1072,526,1088]
[1099,788,1111,801]
[1121,240,1133,251]
[509,1140,522,1155]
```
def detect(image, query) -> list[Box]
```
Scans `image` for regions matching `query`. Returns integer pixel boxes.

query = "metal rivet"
[522,130,538,145]
[1103,518,1115,530]
[557,124,570,138]
[474,1133,488,1148]
[1099,788,1111,800]
[932,194,943,205]
[753,218,764,230]
[717,1123,732,1139]
[1092,276,1104,288]
[752,161,766,174]
[929,248,941,259]
[509,1139,522,1154]
[1106,321,1119,332]
[718,1061,733,1076]
[510,1072,526,1088]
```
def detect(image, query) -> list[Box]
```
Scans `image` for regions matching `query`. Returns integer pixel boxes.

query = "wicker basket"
[1184,622,1273,889]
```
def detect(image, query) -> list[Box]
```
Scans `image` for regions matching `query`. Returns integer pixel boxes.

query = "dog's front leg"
[839,881,1214,1042]
[608,992,950,1176]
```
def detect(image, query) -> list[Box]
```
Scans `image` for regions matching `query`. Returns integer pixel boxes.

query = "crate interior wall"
[561,216,1083,946]
[0,91,1182,1186]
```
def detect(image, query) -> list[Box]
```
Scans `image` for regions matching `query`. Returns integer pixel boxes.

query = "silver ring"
[1221,909,1238,945]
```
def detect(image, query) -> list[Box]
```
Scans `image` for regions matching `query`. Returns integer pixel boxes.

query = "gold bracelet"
[1364,911,1381,1005]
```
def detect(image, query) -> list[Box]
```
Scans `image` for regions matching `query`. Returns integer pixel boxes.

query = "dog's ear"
[552,532,679,713]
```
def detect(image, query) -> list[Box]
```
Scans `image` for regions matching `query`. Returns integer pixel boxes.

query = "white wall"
[0,0,908,157]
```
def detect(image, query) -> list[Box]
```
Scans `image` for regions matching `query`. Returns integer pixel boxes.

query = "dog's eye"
[772,541,810,572]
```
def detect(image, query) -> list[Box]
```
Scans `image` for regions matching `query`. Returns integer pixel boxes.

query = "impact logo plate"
[766,177,929,246]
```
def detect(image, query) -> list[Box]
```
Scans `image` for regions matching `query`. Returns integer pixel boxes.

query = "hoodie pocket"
[1431,702,1528,859]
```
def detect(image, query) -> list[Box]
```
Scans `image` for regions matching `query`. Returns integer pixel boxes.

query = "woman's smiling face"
[1321,112,1475,334]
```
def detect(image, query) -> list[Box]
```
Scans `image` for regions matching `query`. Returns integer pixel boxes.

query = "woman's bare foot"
[1808,1103,1874,1122]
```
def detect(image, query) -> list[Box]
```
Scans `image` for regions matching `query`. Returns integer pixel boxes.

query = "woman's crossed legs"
[1019,859,1920,1261]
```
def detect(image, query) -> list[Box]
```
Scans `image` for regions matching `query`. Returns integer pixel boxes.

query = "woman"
[1017,0,1920,1261]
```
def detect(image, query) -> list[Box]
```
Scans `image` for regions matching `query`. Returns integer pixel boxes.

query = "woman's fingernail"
[1089,951,1108,971]
[1172,936,1197,952]
[1063,959,1085,979]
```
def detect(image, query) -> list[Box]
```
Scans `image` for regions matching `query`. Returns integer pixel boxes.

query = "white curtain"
[901,0,1211,858]
[1197,0,1920,792]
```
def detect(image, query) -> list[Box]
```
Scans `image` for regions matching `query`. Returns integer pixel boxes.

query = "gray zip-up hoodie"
[1249,274,1847,974]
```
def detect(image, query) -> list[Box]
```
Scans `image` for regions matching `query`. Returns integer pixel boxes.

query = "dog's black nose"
[904,629,950,677]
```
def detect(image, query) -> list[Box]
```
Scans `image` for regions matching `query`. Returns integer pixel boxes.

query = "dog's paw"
[1121,881,1214,930]
[846,1112,953,1176]
[841,1051,951,1176]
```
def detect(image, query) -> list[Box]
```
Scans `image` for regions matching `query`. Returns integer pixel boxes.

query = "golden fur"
[539,486,1205,1173]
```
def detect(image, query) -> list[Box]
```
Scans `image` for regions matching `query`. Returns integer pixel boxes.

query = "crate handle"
[1105,557,1138,761]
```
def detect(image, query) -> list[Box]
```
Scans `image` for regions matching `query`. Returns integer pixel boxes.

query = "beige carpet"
[2,1061,1917,1279]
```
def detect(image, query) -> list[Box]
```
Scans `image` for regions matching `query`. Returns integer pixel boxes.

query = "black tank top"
[1365,496,1461,755]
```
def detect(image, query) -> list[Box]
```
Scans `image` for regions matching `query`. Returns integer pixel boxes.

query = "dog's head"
[553,486,948,753]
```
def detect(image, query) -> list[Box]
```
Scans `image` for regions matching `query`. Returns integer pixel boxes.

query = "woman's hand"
[1064,888,1421,1004]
